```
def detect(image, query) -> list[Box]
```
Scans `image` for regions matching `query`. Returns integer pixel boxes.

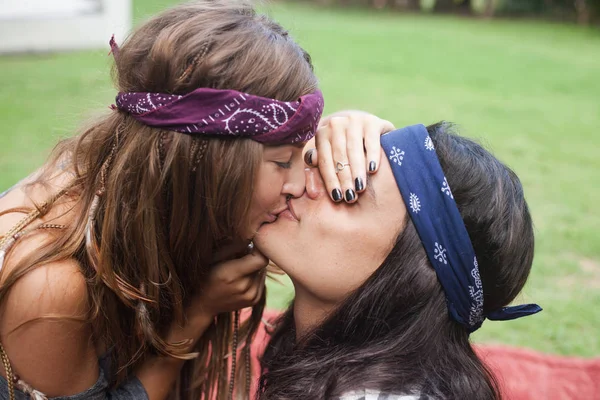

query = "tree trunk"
[434,0,472,14]
[389,0,420,10]
[575,0,591,25]
[483,0,495,17]
[406,0,421,10]
[433,0,454,12]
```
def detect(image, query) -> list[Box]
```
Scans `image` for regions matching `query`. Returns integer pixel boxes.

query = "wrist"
[166,308,214,348]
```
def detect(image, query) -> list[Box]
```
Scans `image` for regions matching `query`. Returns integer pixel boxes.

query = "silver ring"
[335,161,350,174]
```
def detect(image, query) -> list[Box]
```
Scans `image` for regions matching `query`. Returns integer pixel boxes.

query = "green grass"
[1,0,599,357]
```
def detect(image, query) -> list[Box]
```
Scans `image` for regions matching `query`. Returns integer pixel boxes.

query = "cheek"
[302,202,405,304]
[295,209,382,303]
[251,165,285,212]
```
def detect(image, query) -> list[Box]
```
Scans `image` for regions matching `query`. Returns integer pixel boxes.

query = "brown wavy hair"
[0,1,317,399]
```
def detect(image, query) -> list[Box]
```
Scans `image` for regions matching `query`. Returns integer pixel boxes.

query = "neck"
[291,285,335,340]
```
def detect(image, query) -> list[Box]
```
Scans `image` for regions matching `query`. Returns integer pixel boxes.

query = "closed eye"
[274,154,293,169]
[274,161,292,169]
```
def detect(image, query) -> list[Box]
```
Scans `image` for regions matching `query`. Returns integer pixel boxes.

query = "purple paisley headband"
[114,88,324,145]
[110,35,324,145]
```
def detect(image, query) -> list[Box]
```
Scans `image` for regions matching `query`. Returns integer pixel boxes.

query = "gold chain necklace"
[0,341,14,400]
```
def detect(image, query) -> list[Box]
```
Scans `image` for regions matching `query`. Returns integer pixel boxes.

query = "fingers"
[346,115,367,194]
[236,266,266,306]
[365,116,395,174]
[250,269,267,304]
[315,121,343,202]
[330,117,356,203]
[312,112,395,202]
[217,249,268,279]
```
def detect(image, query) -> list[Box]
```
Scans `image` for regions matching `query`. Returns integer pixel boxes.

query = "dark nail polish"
[355,177,364,192]
[369,161,377,172]
[332,188,343,202]
[304,149,315,166]
[345,189,356,202]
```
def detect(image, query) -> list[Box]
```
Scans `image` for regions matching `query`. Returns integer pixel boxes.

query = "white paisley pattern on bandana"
[380,124,541,333]
[115,88,324,145]
[424,136,435,151]
[441,177,453,199]
[468,257,484,326]
[409,193,421,214]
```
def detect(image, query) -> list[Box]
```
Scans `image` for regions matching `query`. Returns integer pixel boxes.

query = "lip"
[261,205,290,226]
[287,199,299,221]
[271,205,289,217]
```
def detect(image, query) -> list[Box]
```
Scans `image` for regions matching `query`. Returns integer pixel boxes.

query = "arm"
[136,248,267,400]
[133,312,213,400]
[0,250,267,399]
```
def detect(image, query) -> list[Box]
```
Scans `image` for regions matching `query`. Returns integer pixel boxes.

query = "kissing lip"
[271,205,289,217]
[287,199,299,221]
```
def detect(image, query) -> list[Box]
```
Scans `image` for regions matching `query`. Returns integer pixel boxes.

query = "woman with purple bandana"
[0,1,392,399]
[255,122,542,400]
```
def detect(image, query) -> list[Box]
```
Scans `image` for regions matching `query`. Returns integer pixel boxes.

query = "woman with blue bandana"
[254,121,541,400]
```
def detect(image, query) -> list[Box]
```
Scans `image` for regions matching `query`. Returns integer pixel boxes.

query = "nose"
[282,161,306,199]
[305,168,326,200]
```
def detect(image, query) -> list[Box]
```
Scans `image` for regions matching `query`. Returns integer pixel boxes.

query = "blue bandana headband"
[381,124,541,332]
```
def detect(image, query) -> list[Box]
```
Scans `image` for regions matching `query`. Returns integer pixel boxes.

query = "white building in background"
[0,0,131,54]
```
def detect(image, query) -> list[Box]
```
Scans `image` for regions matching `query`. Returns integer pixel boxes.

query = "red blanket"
[248,311,600,400]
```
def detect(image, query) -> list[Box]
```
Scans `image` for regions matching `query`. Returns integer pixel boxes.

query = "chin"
[254,221,290,257]
[254,223,277,250]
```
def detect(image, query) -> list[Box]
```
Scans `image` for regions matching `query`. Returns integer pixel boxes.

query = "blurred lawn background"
[0,0,598,357]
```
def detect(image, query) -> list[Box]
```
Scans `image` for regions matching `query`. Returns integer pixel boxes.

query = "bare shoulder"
[0,177,100,395]
[0,233,90,349]
[0,258,100,396]
[1,257,89,329]
[0,192,86,325]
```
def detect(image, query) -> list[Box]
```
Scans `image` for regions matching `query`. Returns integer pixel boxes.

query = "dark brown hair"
[0,1,317,399]
[259,122,534,400]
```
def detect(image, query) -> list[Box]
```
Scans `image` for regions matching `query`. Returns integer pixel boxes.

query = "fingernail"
[332,188,343,202]
[355,177,364,192]
[304,149,315,166]
[369,161,377,172]
[345,189,356,202]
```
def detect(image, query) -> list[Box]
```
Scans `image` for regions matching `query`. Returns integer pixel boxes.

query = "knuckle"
[245,287,258,303]
[316,126,331,140]
[347,114,360,126]
[257,256,269,267]
[236,279,249,293]
[214,270,232,285]
[366,114,380,124]
[381,119,395,131]
[329,116,349,130]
